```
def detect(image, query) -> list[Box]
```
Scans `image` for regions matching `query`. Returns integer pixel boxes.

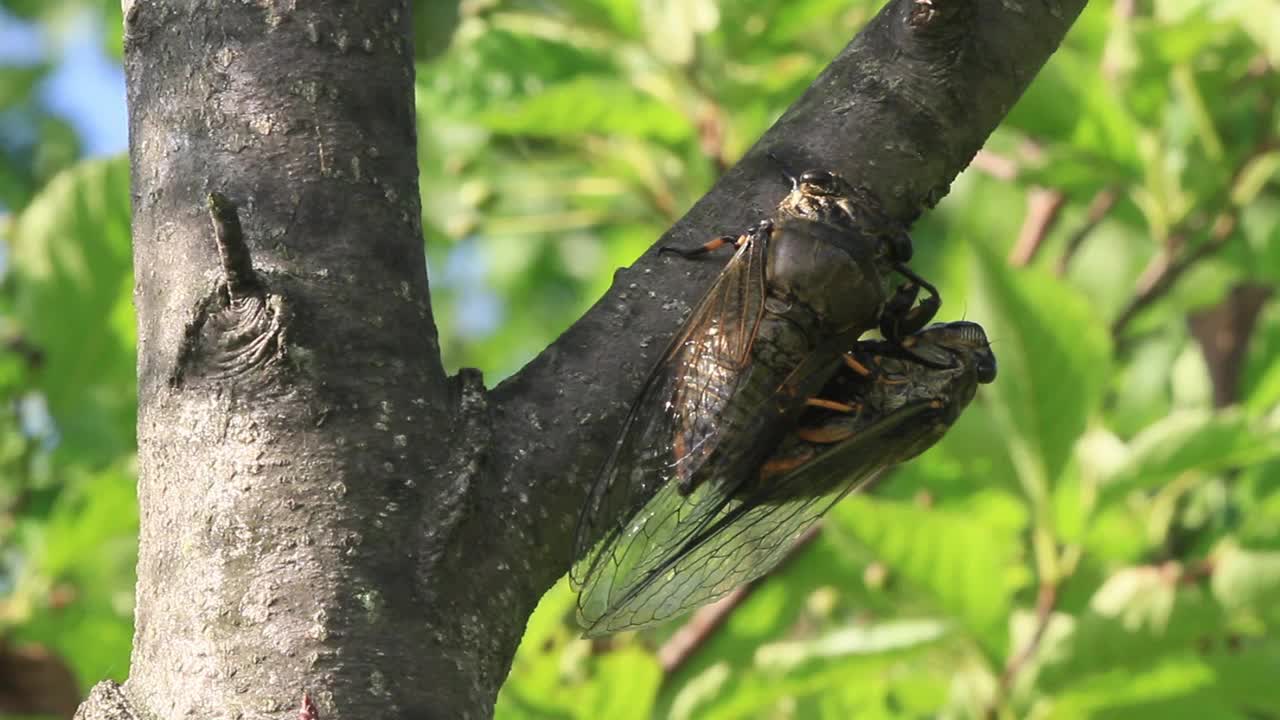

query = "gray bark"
[81,0,1085,718]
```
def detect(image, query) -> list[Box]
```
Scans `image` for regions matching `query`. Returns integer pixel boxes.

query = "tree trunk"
[80,1,1085,718]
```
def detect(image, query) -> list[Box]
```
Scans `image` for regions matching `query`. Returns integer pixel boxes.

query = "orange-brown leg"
[805,397,859,413]
[795,425,857,444]
[659,234,742,258]
[843,353,873,377]
[758,450,814,482]
[867,356,907,384]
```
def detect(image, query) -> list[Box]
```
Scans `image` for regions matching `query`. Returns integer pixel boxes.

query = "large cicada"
[573,164,943,632]
[574,320,996,634]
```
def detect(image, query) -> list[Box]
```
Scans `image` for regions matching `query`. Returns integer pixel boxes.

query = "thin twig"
[1055,186,1118,277]
[1188,284,1274,407]
[1008,188,1066,267]
[1111,135,1278,340]
[1101,0,1137,81]
[969,150,1018,181]
[984,581,1057,719]
[1111,209,1238,339]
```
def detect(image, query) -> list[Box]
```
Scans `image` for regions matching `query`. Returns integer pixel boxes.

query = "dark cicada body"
[575,321,996,634]
[756,320,997,497]
[572,164,946,635]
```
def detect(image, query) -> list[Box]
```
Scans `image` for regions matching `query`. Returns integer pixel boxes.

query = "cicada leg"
[659,234,739,259]
[844,348,914,386]
[842,352,874,378]
[660,220,772,260]
[766,150,800,190]
[804,397,859,413]
[758,448,815,482]
[795,423,857,444]
[881,264,942,342]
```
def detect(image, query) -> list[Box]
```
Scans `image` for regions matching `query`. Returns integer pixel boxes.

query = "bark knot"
[169,192,292,389]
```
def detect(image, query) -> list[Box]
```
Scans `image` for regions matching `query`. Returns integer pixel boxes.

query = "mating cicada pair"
[571,161,997,636]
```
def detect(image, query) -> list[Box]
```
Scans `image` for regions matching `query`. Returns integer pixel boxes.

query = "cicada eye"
[798,170,842,196]
[977,352,998,384]
[799,170,835,185]
[889,231,914,264]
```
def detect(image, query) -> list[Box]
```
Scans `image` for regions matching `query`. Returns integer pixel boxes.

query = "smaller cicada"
[574,320,996,635]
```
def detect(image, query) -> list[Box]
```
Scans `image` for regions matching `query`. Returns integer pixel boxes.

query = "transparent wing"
[572,229,768,590]
[577,400,935,636]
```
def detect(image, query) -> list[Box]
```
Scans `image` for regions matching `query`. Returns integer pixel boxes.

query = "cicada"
[574,162,943,625]
[574,320,996,635]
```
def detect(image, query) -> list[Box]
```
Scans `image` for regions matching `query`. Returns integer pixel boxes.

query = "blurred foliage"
[0,0,1278,718]
[415,1,1280,718]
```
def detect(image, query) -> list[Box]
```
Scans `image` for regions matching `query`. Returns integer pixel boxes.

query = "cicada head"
[775,169,862,229]
[907,321,997,385]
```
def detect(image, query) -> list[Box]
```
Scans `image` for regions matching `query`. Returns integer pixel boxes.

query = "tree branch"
[1188,284,1273,408]
[119,1,458,717]
[468,2,1088,674]
[1112,133,1277,340]
[111,1,1088,717]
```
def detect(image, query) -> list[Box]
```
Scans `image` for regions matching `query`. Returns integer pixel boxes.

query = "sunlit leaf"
[9,155,135,464]
[829,494,1026,652]
[11,462,136,684]
[754,619,948,671]
[967,245,1112,494]
[1102,410,1280,497]
[478,77,692,143]
[414,0,462,61]
[579,648,661,720]
[1038,580,1228,691]
[1211,541,1280,623]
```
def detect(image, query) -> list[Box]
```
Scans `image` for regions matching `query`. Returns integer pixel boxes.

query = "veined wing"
[576,400,936,636]
[572,227,769,591]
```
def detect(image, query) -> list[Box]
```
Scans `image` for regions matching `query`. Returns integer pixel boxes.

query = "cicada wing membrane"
[576,400,936,636]
[572,227,770,591]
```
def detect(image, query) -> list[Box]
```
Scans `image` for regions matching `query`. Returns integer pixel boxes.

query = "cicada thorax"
[673,216,900,496]
[764,218,898,340]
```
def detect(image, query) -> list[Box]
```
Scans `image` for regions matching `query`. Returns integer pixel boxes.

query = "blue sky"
[1,7,127,157]
[0,6,500,348]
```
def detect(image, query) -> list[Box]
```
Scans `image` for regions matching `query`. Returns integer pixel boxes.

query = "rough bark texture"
[87,1,1085,718]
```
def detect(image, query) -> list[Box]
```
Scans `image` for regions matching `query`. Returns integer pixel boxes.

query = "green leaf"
[1045,657,1224,720]
[0,64,47,108]
[828,494,1026,651]
[1103,410,1280,497]
[641,0,719,66]
[967,245,1112,495]
[1045,649,1280,719]
[1221,0,1280,66]
[1038,580,1228,692]
[579,648,660,720]
[419,28,618,118]
[1211,541,1280,621]
[754,619,948,671]
[555,0,642,38]
[1230,150,1280,206]
[694,650,901,720]
[478,77,692,143]
[12,463,136,685]
[413,0,462,61]
[9,155,135,464]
